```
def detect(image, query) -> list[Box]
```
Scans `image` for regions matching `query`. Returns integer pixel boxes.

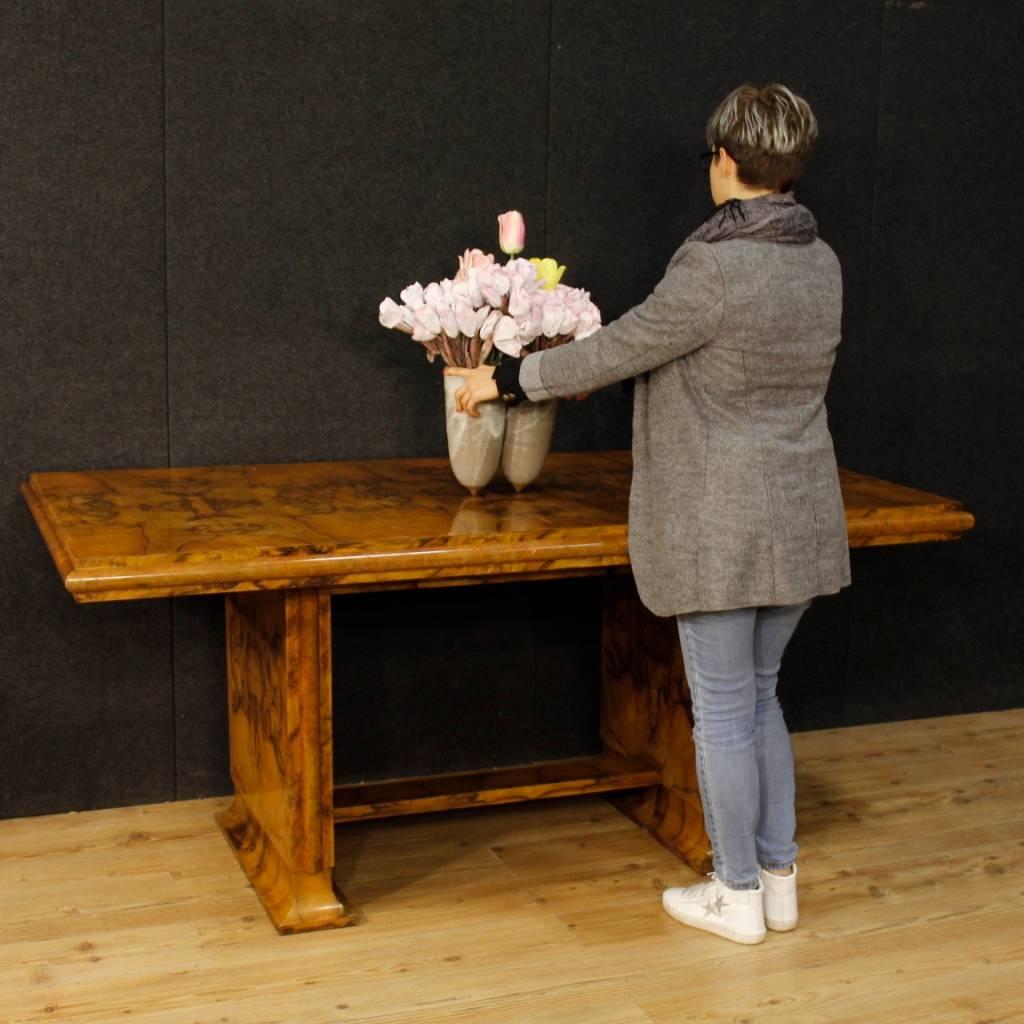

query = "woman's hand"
[443,365,499,417]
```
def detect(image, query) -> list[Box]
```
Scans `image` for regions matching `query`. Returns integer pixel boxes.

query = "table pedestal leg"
[600,574,712,876]
[217,588,353,933]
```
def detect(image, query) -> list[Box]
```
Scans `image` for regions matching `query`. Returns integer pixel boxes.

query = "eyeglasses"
[699,149,717,171]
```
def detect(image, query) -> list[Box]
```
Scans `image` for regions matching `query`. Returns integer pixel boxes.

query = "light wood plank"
[1,708,1020,1024]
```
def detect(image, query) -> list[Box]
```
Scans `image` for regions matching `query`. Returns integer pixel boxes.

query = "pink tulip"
[400,282,425,309]
[517,313,542,346]
[497,210,526,256]
[508,282,532,319]
[506,257,538,285]
[478,266,510,308]
[559,305,580,335]
[576,304,602,339]
[423,281,445,308]
[378,297,404,329]
[438,305,460,339]
[505,260,532,280]
[414,305,442,337]
[454,299,480,338]
[455,248,495,282]
[459,270,481,308]
[541,300,566,338]
[493,315,522,357]
[479,308,501,341]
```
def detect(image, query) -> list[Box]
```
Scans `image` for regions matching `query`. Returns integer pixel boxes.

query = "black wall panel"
[163,1,560,796]
[170,597,227,799]
[333,580,604,785]
[0,2,173,817]
[163,0,551,469]
[847,0,1024,724]
[544,0,883,467]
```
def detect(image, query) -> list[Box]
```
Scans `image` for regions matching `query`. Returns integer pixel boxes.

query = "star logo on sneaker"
[703,893,727,918]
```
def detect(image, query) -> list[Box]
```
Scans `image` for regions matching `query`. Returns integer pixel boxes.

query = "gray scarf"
[686,192,817,245]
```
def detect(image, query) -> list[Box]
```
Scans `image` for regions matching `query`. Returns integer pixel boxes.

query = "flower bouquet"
[378,211,602,493]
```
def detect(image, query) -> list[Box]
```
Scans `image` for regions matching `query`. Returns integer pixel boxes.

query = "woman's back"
[687,235,842,452]
[629,224,849,617]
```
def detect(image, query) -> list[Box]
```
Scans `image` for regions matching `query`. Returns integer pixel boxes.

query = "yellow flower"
[529,257,567,290]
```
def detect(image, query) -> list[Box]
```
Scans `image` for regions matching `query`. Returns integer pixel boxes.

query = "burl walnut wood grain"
[332,755,662,822]
[218,589,352,933]
[22,452,974,603]
[601,574,712,875]
[20,452,975,933]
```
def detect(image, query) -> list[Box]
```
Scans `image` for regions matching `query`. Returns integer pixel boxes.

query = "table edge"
[21,460,977,602]
[21,479,75,592]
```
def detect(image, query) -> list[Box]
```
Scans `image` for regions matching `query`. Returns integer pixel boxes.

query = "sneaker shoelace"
[683,872,723,900]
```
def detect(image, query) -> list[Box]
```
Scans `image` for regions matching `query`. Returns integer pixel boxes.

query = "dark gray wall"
[0,2,174,817]
[2,0,1020,818]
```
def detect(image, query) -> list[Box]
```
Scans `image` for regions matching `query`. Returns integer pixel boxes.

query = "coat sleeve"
[519,242,725,401]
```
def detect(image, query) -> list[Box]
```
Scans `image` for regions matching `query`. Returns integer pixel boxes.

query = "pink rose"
[497,210,526,256]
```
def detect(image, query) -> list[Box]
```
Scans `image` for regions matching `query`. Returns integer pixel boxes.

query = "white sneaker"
[758,863,798,931]
[661,874,767,945]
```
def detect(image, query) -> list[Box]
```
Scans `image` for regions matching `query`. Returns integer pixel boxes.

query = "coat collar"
[686,193,818,245]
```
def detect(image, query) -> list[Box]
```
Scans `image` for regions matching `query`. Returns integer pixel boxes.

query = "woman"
[445,83,850,946]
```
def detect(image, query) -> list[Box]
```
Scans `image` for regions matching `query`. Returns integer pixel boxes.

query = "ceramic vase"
[443,375,506,494]
[501,398,558,492]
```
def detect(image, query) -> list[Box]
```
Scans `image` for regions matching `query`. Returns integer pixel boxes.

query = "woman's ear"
[718,147,738,179]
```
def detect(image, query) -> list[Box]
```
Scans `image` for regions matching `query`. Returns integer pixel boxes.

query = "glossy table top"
[22,451,974,602]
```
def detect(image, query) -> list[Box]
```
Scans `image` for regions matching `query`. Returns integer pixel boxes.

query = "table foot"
[605,787,712,875]
[218,797,354,933]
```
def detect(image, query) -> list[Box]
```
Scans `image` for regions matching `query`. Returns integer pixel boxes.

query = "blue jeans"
[675,602,809,891]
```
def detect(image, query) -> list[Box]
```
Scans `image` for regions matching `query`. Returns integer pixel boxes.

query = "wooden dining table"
[22,450,975,933]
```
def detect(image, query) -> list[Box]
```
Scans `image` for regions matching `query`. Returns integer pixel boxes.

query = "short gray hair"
[706,84,818,192]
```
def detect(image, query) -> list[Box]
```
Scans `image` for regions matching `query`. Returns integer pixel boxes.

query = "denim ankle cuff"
[723,878,761,891]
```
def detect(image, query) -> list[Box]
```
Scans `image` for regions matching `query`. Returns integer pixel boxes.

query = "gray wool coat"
[518,229,852,617]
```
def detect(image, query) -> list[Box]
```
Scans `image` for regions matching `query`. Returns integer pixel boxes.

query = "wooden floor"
[1,709,1022,1024]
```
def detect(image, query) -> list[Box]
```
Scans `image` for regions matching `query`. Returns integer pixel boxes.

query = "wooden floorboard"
[1,708,1021,1024]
